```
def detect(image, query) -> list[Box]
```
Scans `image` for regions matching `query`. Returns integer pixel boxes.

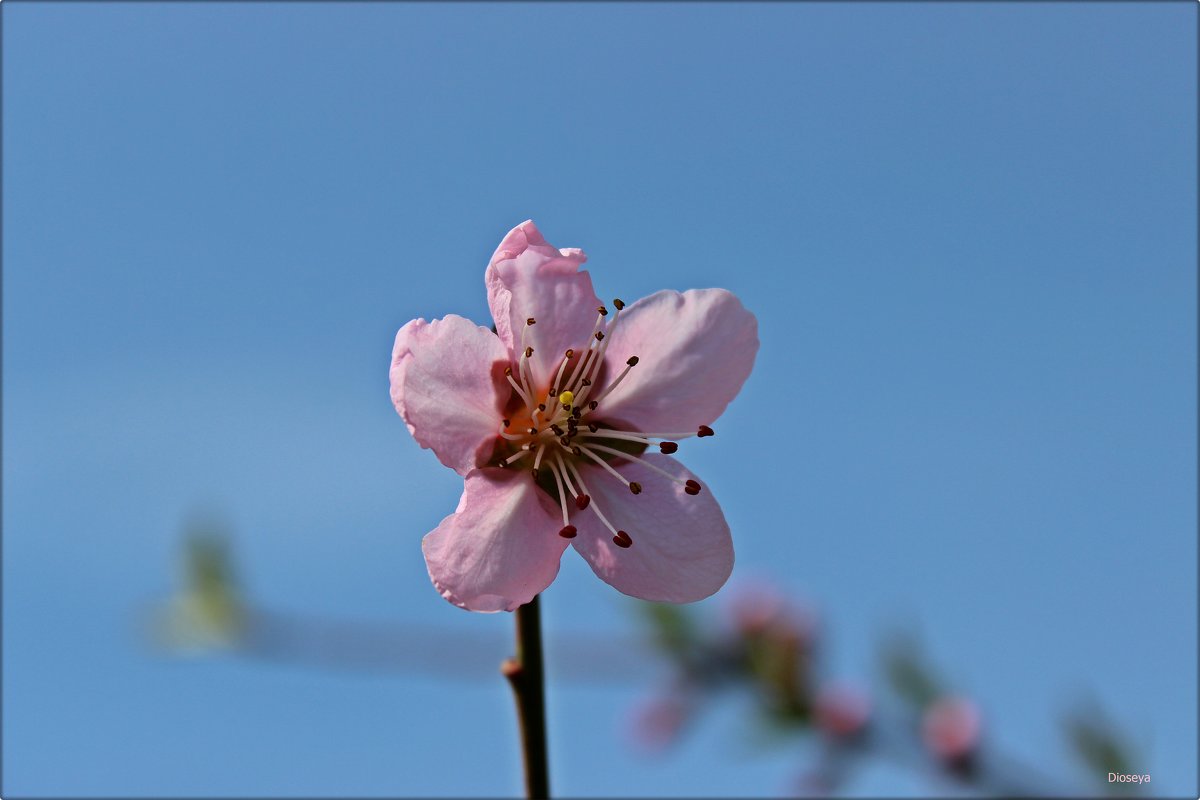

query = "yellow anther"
[558,390,574,408]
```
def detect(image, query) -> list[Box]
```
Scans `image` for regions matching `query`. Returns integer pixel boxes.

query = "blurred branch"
[150,528,655,683]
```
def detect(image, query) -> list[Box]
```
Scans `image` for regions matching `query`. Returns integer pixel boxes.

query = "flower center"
[491,301,712,550]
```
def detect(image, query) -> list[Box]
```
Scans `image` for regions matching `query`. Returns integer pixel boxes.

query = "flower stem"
[502,594,550,799]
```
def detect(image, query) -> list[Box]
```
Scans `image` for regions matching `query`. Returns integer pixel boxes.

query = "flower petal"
[486,220,601,387]
[596,289,758,433]
[422,469,570,612]
[569,454,733,603]
[390,315,508,476]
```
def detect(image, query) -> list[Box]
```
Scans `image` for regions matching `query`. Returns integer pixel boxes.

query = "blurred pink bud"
[729,583,817,642]
[922,696,981,761]
[814,682,871,738]
[629,692,690,753]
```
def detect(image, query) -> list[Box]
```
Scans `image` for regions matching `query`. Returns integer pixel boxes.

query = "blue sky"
[2,2,1196,797]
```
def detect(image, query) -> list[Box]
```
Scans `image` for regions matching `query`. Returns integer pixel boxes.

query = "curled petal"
[486,220,601,385]
[390,315,508,476]
[570,454,733,603]
[422,469,570,612]
[597,289,758,432]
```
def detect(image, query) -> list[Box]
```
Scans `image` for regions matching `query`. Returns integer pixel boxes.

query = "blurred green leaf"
[881,634,941,708]
[637,601,698,661]
[155,527,246,651]
[1064,706,1139,795]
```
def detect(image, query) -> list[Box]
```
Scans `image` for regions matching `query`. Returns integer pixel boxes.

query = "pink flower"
[813,682,871,739]
[921,696,981,761]
[390,221,758,612]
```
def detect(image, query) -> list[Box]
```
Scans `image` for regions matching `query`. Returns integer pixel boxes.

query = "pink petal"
[422,469,570,612]
[390,315,508,476]
[486,220,601,387]
[596,289,758,433]
[569,454,733,603]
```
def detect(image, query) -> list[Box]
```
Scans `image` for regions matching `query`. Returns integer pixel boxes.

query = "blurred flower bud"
[629,691,690,753]
[922,696,981,763]
[730,584,789,634]
[729,583,817,644]
[814,682,871,739]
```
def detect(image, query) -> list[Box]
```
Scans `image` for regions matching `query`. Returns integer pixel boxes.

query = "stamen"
[612,298,625,310]
[506,370,534,410]
[685,479,702,495]
[573,304,624,405]
[563,461,625,544]
[533,443,547,474]
[575,445,634,489]
[612,530,633,548]
[561,347,594,395]
[698,425,715,437]
[659,441,678,454]
[580,442,697,488]
[629,482,642,495]
[554,453,579,499]
[577,429,655,446]
[503,449,532,466]
[559,525,577,539]
[497,423,525,441]
[549,350,573,405]
[518,321,539,396]
[587,354,638,406]
[575,494,590,510]
[547,457,570,525]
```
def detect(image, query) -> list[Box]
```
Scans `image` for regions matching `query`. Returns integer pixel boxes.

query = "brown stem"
[502,594,550,799]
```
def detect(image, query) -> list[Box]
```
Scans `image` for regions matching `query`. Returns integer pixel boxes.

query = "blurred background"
[2,2,1195,797]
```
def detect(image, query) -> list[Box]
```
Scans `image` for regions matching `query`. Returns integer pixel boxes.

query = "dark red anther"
[538,403,547,412]
[597,305,608,316]
[502,419,511,428]
[572,407,583,419]
[594,331,605,341]
[527,317,536,326]
[629,482,643,495]
[504,366,513,376]
[559,525,577,539]
[626,356,639,366]
[550,424,564,436]
[589,401,598,411]
[612,531,633,548]
[571,446,582,455]
[588,422,599,433]
[659,441,678,454]
[559,436,570,447]
[565,349,574,359]
[527,427,538,435]
[524,346,534,358]
[613,298,625,310]
[531,468,540,479]
[575,494,591,510]
[698,425,714,438]
[685,479,702,495]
